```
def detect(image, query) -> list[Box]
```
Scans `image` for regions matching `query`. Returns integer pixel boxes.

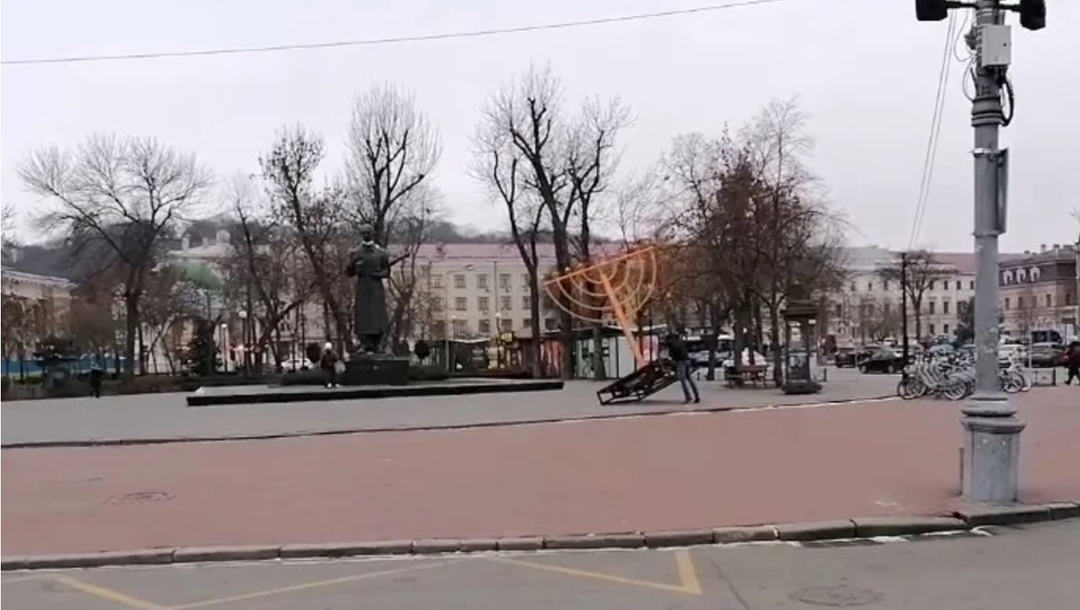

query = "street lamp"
[219,323,228,373]
[441,264,475,372]
[238,310,249,374]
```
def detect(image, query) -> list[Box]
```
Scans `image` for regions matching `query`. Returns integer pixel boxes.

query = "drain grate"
[790,586,883,607]
[105,491,174,505]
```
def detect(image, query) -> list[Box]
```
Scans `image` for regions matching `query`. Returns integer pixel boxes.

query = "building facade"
[827,246,980,346]
[998,244,1078,340]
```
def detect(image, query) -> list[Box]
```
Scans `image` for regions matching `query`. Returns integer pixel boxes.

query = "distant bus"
[685,333,734,366]
[1030,329,1063,345]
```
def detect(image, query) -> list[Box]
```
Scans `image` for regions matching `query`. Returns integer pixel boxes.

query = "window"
[544,318,558,331]
[477,274,489,289]
[1045,294,1052,307]
[521,274,531,289]
[454,297,467,311]
[499,318,512,332]
[944,324,950,335]
[452,318,468,335]
[851,282,857,292]
[970,281,975,289]
[521,319,530,330]
[479,319,491,334]
[501,296,512,311]
[943,301,950,315]
[835,304,843,317]
[929,281,935,290]
[522,296,532,310]
[883,302,891,315]
[433,297,444,312]
[454,274,466,289]
[956,280,961,290]
[432,320,446,338]
[499,274,511,291]
[929,301,936,314]
[1005,297,1011,310]
[478,296,490,311]
[867,282,873,291]
[432,275,444,289]
[883,281,889,291]
[929,323,936,335]
[1018,296,1024,309]
[1068,294,1074,306]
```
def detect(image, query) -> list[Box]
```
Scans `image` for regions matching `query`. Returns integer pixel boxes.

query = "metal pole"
[961,0,1025,503]
[901,251,910,373]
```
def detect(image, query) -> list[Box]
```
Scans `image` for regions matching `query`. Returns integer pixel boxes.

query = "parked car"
[998,344,1026,367]
[1029,343,1065,368]
[834,347,857,368]
[859,349,905,374]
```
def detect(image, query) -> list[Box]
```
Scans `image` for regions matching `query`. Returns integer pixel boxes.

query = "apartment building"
[999,244,1078,340]
[412,243,562,340]
[828,246,980,345]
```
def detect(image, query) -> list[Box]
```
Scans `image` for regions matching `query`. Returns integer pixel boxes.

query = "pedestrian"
[667,329,700,404]
[320,342,340,389]
[1066,341,1080,386]
[89,363,104,399]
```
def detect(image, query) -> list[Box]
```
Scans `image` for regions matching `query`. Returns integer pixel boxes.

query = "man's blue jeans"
[676,360,699,402]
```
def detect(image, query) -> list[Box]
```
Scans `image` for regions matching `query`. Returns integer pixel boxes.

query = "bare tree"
[222,175,318,370]
[2,203,19,265]
[140,267,199,373]
[346,83,440,244]
[472,118,547,377]
[878,250,950,341]
[19,135,211,377]
[261,125,355,351]
[476,64,629,379]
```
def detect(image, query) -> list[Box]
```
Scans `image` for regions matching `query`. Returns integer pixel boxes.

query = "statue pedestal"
[343,355,410,386]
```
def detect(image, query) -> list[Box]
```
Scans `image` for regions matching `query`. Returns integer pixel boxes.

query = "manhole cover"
[105,491,174,505]
[790,586,883,607]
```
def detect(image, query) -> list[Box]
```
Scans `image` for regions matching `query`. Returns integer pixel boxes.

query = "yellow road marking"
[169,560,450,609]
[489,549,702,596]
[55,575,167,610]
[674,549,702,595]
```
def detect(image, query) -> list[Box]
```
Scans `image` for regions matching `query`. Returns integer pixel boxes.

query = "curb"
[4,502,1075,572]
[1,395,898,450]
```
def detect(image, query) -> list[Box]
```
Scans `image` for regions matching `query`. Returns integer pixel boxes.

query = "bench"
[724,364,770,388]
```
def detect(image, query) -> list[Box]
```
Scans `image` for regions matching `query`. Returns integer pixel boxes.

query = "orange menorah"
[542,244,660,367]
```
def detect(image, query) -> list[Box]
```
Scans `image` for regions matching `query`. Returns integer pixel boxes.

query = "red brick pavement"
[3,388,1078,555]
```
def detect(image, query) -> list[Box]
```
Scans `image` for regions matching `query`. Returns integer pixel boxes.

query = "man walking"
[89,364,104,399]
[1066,340,1080,386]
[667,329,700,404]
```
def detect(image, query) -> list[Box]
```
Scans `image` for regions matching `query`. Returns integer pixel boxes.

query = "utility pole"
[916,0,1044,503]
[901,251,910,372]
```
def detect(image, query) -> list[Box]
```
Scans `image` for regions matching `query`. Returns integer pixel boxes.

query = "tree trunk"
[769,304,783,385]
[137,323,146,376]
[123,295,138,379]
[529,278,543,379]
[591,323,606,381]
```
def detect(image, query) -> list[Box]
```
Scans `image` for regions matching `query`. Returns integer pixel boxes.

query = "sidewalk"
[3,387,1078,556]
[1,369,895,447]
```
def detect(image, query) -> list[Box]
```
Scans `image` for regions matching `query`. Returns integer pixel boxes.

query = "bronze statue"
[345,224,391,354]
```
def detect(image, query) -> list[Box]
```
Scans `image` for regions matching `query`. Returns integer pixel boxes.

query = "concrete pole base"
[961,394,1026,504]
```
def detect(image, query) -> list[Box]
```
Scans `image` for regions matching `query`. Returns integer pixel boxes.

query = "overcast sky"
[3,0,1078,252]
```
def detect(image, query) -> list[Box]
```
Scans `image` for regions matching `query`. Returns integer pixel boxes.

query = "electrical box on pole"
[979,25,1012,68]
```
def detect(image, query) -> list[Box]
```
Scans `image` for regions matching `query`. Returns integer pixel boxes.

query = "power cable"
[908,12,957,251]
[2,0,791,66]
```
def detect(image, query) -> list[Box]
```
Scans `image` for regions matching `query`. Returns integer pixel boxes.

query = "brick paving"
[3,387,1078,556]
